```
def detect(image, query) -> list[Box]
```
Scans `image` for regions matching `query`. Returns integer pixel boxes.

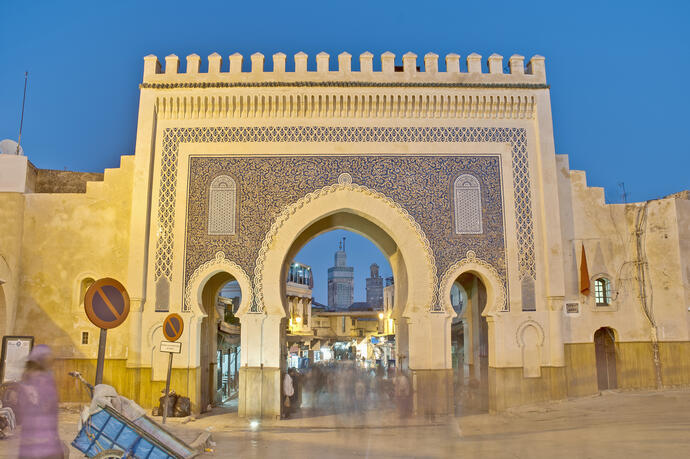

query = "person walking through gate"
[17,345,68,459]
[394,369,411,418]
[283,370,294,419]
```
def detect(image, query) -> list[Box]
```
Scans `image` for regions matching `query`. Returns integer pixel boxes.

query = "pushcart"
[69,372,198,459]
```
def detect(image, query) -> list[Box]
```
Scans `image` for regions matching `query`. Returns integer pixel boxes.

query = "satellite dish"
[0,139,24,156]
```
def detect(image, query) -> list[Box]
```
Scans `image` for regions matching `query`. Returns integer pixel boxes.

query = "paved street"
[2,389,690,458]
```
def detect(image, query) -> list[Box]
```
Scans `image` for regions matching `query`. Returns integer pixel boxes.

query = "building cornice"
[141,81,549,90]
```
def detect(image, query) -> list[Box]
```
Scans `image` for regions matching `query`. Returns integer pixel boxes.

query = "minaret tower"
[327,237,354,310]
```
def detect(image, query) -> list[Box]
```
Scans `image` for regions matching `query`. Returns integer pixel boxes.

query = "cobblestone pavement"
[2,389,690,458]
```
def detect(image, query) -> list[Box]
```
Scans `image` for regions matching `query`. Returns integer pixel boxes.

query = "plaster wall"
[11,156,135,374]
[0,193,25,336]
[556,154,690,344]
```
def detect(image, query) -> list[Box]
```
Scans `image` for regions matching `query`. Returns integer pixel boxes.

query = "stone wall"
[34,168,104,193]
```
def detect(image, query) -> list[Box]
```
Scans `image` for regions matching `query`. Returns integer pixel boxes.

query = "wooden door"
[594,328,617,390]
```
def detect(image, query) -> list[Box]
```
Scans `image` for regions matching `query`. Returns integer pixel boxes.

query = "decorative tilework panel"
[154,126,536,285]
[184,155,507,301]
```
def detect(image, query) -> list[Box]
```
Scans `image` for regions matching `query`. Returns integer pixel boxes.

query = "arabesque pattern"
[155,126,535,288]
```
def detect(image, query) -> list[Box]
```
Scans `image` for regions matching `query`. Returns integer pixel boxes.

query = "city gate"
[127,50,559,417]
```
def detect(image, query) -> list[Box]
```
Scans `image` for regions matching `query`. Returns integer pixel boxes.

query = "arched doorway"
[186,252,252,414]
[439,252,505,414]
[276,213,411,418]
[451,273,489,412]
[248,184,450,419]
[283,228,396,417]
[198,272,244,412]
[594,327,617,390]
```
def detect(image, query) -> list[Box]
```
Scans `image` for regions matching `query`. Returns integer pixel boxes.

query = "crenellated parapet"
[141,51,547,87]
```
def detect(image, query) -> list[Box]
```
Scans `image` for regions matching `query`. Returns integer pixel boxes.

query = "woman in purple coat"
[18,345,65,459]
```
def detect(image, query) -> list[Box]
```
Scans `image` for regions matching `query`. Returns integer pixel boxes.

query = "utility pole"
[17,72,28,155]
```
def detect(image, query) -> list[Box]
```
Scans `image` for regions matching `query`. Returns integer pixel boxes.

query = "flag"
[580,244,590,295]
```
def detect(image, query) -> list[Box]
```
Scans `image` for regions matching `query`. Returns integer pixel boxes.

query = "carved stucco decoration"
[163,126,531,288]
[252,182,438,313]
[439,250,507,314]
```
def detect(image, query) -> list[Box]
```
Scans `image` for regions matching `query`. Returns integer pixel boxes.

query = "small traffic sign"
[84,278,130,329]
[160,314,184,424]
[162,313,184,342]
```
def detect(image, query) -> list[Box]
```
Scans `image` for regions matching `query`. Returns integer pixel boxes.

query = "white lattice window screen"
[454,174,482,234]
[208,175,237,235]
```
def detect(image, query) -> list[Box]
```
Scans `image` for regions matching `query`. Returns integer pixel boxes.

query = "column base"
[238,366,281,419]
[488,366,567,412]
[411,369,454,416]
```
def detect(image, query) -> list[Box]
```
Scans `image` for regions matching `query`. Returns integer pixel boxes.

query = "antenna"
[618,182,628,204]
[16,72,28,155]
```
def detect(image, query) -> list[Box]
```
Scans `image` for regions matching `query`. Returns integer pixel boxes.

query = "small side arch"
[184,251,252,317]
[516,320,545,378]
[439,251,506,316]
[515,319,545,347]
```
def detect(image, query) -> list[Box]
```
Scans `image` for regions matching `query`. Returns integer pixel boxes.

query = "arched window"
[454,174,482,234]
[594,277,612,306]
[208,175,237,235]
[80,278,95,304]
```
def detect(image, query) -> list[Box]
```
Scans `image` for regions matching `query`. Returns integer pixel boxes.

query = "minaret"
[366,263,384,308]
[327,237,354,310]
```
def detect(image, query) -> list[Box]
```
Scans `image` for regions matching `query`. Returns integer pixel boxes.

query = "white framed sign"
[1,336,34,383]
[160,341,182,354]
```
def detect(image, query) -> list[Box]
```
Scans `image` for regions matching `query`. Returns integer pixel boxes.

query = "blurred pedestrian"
[283,370,294,419]
[289,368,301,412]
[354,375,366,412]
[394,369,411,418]
[18,344,67,459]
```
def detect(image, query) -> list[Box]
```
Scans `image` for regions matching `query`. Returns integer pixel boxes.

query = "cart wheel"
[93,449,125,459]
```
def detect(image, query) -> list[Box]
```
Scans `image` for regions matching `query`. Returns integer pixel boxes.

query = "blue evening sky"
[295,230,391,305]
[1,1,688,299]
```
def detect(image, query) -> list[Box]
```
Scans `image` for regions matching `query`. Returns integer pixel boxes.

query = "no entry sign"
[84,278,130,329]
[163,313,184,342]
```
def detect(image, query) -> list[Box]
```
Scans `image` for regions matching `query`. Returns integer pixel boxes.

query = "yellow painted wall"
[53,358,199,410]
[488,366,567,412]
[615,342,657,389]
[0,193,25,336]
[564,343,598,397]
[14,157,135,361]
[563,341,690,396]
[659,342,690,386]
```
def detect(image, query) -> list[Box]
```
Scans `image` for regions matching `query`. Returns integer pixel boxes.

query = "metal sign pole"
[162,351,173,424]
[95,328,107,385]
